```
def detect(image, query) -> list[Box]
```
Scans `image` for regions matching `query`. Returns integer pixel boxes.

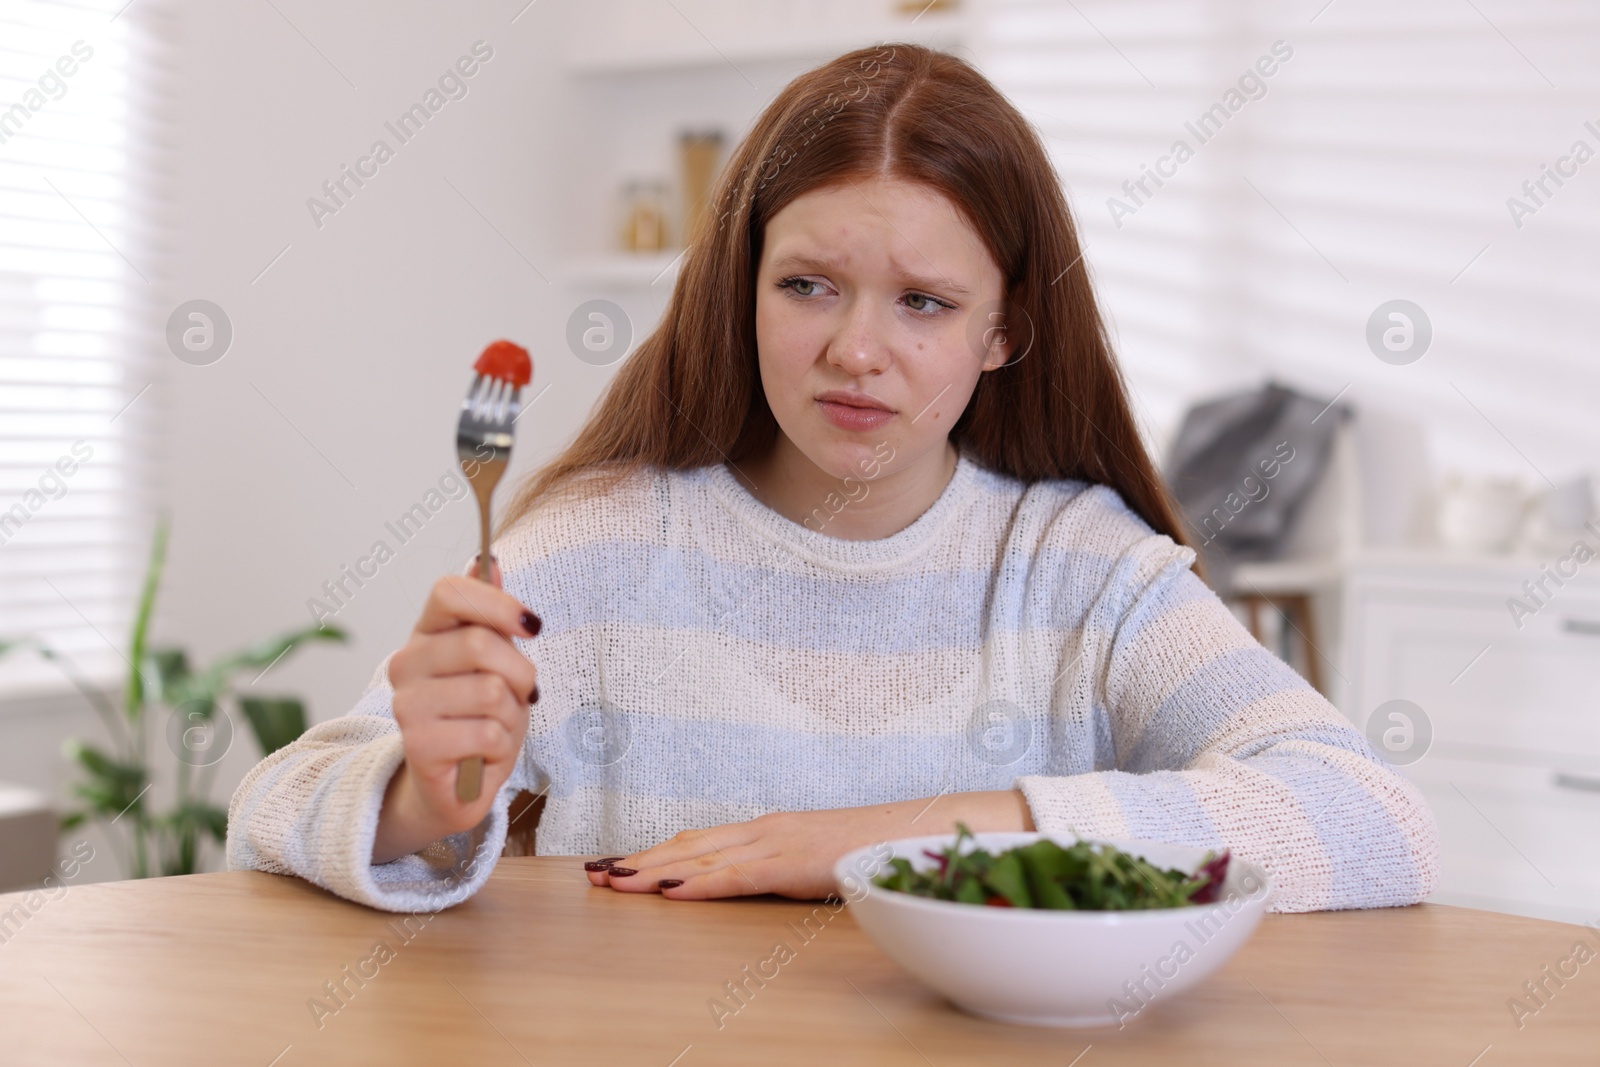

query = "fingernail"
[607,867,638,878]
[657,879,683,889]
[529,684,540,706]
[520,611,542,637]
[582,856,624,872]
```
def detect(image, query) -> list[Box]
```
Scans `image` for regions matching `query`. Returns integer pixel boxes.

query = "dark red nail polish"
[583,856,624,872]
[520,611,542,637]
[529,684,540,706]
[607,866,638,878]
[658,879,683,889]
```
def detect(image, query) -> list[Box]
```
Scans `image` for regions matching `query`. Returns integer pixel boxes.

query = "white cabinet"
[1354,591,1600,765]
[1404,754,1600,921]
[1238,550,1600,924]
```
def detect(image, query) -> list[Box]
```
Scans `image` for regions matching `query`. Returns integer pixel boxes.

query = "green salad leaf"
[872,823,1230,911]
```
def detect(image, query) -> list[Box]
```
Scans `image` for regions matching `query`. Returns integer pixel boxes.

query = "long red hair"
[500,42,1196,566]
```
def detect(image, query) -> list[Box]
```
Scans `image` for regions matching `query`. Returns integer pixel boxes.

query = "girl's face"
[753,175,1011,486]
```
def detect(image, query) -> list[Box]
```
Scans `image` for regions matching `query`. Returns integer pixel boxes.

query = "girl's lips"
[817,398,894,431]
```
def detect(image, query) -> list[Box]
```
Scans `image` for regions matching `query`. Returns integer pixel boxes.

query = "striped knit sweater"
[225,449,1440,914]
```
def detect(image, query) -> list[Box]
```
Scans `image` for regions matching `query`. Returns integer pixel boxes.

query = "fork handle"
[456,468,501,804]
[456,755,485,804]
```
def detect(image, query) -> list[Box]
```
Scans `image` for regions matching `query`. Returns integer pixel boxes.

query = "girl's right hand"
[373,559,540,863]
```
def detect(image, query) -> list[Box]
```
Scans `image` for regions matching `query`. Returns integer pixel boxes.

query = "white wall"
[147,0,595,869]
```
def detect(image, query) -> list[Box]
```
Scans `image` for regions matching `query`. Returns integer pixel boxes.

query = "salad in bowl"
[834,825,1271,1028]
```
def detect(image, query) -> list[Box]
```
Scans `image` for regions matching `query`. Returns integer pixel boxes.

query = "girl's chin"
[784,436,902,484]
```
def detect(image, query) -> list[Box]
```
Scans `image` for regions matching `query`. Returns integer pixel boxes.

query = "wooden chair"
[1230,590,1325,695]
[502,789,547,857]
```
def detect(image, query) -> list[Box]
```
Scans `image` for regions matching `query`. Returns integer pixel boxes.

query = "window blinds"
[978,0,1600,481]
[0,0,166,694]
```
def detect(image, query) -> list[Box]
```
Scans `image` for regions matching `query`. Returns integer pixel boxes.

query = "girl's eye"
[904,292,955,316]
[776,276,821,298]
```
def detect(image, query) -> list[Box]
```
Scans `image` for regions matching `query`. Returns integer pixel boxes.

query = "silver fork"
[454,370,522,803]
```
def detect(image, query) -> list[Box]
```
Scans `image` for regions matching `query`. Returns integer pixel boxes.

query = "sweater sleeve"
[224,653,536,913]
[1013,533,1440,913]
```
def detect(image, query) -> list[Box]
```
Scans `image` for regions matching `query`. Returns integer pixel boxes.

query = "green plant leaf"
[169,801,229,842]
[62,739,146,818]
[154,803,230,876]
[192,803,228,841]
[70,782,117,811]
[146,647,191,706]
[210,622,347,676]
[64,738,143,789]
[124,517,170,718]
[164,843,194,879]
[166,669,220,721]
[178,623,348,715]
[238,696,307,756]
[29,517,352,880]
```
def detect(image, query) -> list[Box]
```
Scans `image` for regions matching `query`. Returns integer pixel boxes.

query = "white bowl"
[833,831,1271,1028]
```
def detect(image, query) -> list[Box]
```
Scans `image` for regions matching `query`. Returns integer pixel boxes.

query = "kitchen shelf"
[557,1,975,302]
[566,11,969,75]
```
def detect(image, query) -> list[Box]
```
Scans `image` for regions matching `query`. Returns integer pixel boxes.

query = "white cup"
[1436,474,1531,553]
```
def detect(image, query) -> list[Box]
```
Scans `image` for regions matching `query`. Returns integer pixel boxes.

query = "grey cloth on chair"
[1163,380,1349,594]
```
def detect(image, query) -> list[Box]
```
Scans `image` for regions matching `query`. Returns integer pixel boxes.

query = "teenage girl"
[227,43,1437,914]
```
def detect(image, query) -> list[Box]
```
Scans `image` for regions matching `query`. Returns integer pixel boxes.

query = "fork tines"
[462,373,522,428]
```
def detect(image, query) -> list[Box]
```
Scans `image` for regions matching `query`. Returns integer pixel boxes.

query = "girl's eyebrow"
[768,251,974,297]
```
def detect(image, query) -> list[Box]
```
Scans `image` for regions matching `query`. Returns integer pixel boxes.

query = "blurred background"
[1,0,1596,925]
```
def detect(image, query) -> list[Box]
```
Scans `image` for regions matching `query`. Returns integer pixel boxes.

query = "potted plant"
[0,519,346,877]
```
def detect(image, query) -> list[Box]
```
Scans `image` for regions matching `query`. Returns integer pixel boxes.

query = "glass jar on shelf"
[678,129,725,248]
[618,178,670,254]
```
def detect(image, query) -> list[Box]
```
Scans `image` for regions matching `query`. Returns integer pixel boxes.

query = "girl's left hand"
[585,791,1034,900]
[586,808,873,900]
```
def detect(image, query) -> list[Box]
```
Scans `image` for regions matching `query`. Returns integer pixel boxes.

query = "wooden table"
[2,858,1597,1065]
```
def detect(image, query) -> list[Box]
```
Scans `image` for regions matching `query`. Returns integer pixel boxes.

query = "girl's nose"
[825,297,891,376]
